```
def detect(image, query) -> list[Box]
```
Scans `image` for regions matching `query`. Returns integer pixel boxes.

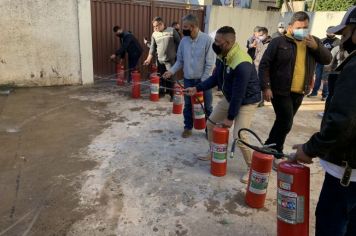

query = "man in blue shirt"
[163,14,215,138]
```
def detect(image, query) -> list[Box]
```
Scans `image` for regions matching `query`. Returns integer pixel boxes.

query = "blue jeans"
[183,78,213,130]
[311,63,328,97]
[315,172,356,236]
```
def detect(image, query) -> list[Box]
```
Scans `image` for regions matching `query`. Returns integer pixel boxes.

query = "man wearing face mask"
[272,22,287,39]
[144,17,181,100]
[308,26,340,100]
[184,26,261,183]
[292,6,356,236]
[163,14,215,138]
[258,11,332,168]
[110,26,143,84]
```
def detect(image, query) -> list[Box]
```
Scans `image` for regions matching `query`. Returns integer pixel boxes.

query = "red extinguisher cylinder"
[277,162,310,236]
[245,151,273,208]
[172,82,183,114]
[210,127,229,177]
[116,64,125,86]
[150,74,160,102]
[191,91,206,130]
[131,71,141,99]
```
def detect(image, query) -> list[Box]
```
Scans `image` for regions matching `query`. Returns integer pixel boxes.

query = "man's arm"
[115,34,133,58]
[169,41,184,75]
[309,36,332,65]
[226,62,252,120]
[148,34,157,57]
[303,62,356,157]
[201,37,216,81]
[196,63,219,92]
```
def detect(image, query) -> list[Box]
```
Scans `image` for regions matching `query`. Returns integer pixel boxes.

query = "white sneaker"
[240,171,250,184]
[272,158,284,171]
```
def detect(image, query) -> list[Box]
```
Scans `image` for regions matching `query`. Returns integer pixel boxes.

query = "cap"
[278,22,285,28]
[328,6,356,35]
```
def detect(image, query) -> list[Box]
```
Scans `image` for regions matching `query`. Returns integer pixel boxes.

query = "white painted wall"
[207,6,281,48]
[0,0,93,86]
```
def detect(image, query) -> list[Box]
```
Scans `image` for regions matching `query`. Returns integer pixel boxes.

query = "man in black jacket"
[259,11,332,166]
[110,26,143,83]
[292,6,356,236]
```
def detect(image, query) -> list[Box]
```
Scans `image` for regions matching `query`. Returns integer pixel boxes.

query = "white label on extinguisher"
[150,84,159,95]
[277,188,304,224]
[173,95,182,105]
[212,143,227,163]
[193,104,205,119]
[249,170,270,194]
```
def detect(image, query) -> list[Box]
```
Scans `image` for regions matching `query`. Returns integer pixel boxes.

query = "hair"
[216,26,236,42]
[113,25,121,33]
[254,26,260,32]
[182,14,199,27]
[290,11,310,25]
[258,27,268,34]
[171,21,179,27]
[152,16,164,24]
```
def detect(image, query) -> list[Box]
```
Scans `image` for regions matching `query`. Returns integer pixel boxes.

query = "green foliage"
[316,0,356,11]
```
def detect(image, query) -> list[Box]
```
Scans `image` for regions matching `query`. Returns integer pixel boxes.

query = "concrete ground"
[0,81,327,236]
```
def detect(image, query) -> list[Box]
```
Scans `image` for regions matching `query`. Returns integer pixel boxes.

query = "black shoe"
[169,97,173,102]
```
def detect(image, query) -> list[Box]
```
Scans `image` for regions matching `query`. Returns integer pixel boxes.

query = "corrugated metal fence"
[91,0,205,78]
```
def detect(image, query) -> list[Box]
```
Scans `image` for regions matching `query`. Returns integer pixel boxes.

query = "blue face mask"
[293,29,309,41]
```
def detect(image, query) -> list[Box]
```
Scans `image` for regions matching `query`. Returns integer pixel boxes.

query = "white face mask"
[258,35,267,41]
[278,28,285,34]
[293,28,309,41]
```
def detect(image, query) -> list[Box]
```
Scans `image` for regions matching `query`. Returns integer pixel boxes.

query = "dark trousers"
[265,93,304,153]
[311,63,328,98]
[157,60,174,98]
[128,53,141,83]
[316,172,356,236]
[183,78,213,130]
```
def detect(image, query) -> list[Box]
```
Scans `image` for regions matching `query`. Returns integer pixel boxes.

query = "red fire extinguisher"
[211,126,229,177]
[191,92,206,130]
[245,151,273,208]
[151,64,158,74]
[172,82,183,114]
[131,70,141,99]
[277,162,310,236]
[116,64,125,86]
[150,74,160,102]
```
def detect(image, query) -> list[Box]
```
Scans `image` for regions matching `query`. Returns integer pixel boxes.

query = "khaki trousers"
[207,97,258,166]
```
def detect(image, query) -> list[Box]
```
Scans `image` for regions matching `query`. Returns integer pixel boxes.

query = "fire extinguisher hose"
[231,128,296,161]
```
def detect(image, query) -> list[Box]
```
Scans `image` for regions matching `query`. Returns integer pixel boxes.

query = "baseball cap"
[278,22,285,28]
[327,6,356,35]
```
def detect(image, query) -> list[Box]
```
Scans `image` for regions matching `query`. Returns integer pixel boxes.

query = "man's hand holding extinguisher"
[184,87,233,128]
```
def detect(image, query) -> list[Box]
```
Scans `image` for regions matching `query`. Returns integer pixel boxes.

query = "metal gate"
[91,0,205,78]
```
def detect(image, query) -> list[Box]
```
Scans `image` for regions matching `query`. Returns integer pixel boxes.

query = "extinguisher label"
[277,188,305,224]
[212,143,227,163]
[193,104,205,119]
[150,84,159,94]
[173,95,182,105]
[249,170,270,194]
[278,172,294,184]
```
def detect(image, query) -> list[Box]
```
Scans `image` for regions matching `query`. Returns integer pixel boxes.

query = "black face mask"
[342,36,356,54]
[327,35,335,39]
[116,32,124,38]
[212,43,222,55]
[182,29,191,37]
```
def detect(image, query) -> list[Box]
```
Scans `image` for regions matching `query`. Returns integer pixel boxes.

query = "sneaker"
[198,153,211,161]
[240,171,250,184]
[307,93,317,98]
[257,101,265,107]
[181,129,192,138]
[272,158,284,171]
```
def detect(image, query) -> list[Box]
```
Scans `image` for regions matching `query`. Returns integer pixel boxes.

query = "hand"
[292,144,313,164]
[251,40,258,48]
[184,87,197,96]
[263,88,273,102]
[143,58,151,66]
[222,118,234,128]
[305,35,318,50]
[143,38,148,45]
[110,54,116,60]
[163,71,173,79]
